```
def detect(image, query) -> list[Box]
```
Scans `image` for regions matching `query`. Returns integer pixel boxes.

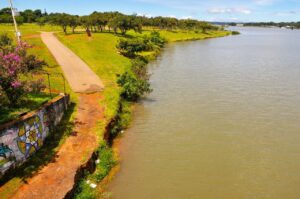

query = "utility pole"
[8,0,21,43]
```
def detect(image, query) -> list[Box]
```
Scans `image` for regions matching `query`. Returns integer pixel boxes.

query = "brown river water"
[109,27,300,199]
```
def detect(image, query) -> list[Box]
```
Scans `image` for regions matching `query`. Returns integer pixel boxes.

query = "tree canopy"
[0,8,223,34]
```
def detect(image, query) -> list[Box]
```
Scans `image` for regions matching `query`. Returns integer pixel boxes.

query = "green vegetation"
[0,8,224,35]
[229,21,300,29]
[0,93,54,124]
[232,31,240,35]
[74,143,116,199]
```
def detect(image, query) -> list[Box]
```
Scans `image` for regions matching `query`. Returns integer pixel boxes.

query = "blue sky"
[0,0,299,22]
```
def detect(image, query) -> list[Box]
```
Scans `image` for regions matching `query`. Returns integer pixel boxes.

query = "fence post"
[61,73,66,94]
[47,73,52,97]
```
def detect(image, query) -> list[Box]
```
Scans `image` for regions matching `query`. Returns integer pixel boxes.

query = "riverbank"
[107,27,300,199]
[56,29,231,197]
[0,24,231,198]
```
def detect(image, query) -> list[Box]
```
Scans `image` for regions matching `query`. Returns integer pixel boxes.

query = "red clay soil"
[11,93,103,199]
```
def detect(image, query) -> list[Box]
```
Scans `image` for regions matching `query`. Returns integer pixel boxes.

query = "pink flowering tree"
[0,34,46,107]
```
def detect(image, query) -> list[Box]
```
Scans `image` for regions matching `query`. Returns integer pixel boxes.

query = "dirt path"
[41,32,104,93]
[12,93,103,199]
[11,33,106,198]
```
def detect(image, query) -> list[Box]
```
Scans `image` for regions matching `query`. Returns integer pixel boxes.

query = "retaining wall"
[0,94,70,176]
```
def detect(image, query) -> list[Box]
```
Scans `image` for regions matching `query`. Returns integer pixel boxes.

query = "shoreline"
[93,30,233,196]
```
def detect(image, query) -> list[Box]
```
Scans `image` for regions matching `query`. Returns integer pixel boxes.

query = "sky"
[0,0,299,22]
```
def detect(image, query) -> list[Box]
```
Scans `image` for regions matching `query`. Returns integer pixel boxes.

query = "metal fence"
[31,71,67,97]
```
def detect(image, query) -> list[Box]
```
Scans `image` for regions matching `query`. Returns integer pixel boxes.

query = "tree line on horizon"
[228,21,300,29]
[0,8,219,35]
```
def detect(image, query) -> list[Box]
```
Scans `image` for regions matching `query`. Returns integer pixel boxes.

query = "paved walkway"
[41,32,104,93]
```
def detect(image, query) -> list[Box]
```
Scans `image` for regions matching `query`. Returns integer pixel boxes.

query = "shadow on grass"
[0,102,76,186]
[63,30,138,39]
[0,93,56,125]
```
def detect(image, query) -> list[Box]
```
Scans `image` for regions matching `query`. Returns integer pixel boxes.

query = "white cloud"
[137,13,153,18]
[208,7,252,15]
[180,16,194,19]
[274,10,297,16]
[254,0,275,5]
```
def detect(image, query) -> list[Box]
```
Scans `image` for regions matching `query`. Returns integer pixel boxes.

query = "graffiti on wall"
[0,95,69,176]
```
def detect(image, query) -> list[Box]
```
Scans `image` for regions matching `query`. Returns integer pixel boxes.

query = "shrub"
[149,31,165,47]
[232,31,240,35]
[22,54,47,71]
[117,31,165,57]
[117,72,152,101]
[0,33,12,47]
[131,57,149,80]
[0,34,46,107]
[117,38,147,57]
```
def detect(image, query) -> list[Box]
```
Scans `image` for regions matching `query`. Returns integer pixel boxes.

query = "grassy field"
[128,28,230,42]
[56,32,132,120]
[0,93,55,124]
[0,23,231,198]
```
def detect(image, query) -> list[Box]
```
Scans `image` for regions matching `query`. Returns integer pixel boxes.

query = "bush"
[22,54,47,71]
[0,34,46,107]
[117,38,148,57]
[131,57,148,80]
[0,33,12,47]
[117,72,152,101]
[232,31,240,35]
[149,31,165,47]
[117,31,165,57]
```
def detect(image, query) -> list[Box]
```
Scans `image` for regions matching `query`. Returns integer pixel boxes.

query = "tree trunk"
[63,26,67,34]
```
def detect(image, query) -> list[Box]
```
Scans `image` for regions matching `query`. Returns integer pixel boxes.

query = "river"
[109,27,300,199]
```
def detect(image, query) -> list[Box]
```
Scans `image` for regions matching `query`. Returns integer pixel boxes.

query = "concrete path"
[41,32,104,93]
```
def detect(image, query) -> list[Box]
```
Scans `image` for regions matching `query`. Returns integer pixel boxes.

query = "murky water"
[109,27,300,199]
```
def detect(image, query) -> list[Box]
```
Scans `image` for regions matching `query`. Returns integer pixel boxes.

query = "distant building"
[236,24,244,27]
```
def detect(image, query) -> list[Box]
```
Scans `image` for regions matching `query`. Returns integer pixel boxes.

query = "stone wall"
[0,94,70,176]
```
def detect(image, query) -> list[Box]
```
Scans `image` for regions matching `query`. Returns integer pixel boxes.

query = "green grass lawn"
[156,29,230,42]
[0,93,56,124]
[56,32,132,121]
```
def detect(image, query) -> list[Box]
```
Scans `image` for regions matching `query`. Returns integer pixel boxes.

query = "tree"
[50,13,71,34]
[80,15,93,36]
[21,9,36,23]
[69,15,80,33]
[117,72,151,101]
[36,17,46,28]
[0,35,46,106]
